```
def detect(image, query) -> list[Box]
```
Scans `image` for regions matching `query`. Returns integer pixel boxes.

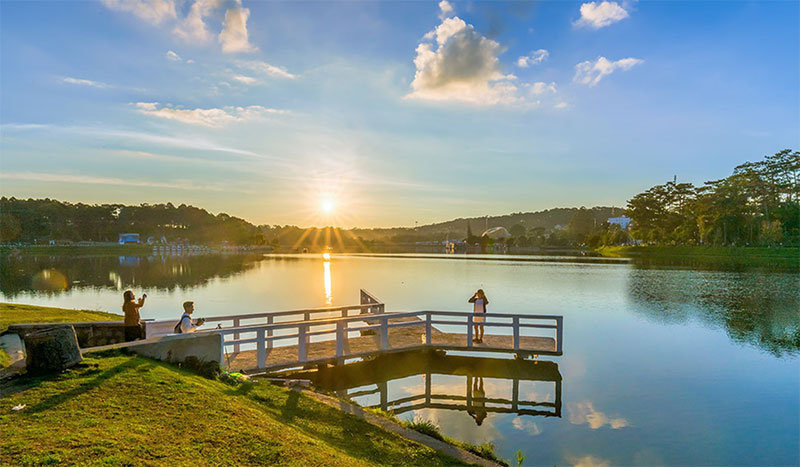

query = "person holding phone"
[468,289,488,344]
[122,290,146,341]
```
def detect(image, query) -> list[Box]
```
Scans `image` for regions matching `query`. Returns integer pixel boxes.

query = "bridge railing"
[217,310,563,369]
[144,288,385,351]
[340,374,561,418]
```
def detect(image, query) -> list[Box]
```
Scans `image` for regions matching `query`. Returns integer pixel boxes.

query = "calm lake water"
[1,252,798,466]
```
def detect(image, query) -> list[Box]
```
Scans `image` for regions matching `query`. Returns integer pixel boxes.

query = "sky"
[1,0,798,228]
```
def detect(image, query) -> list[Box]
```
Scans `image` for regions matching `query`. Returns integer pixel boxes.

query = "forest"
[626,149,799,246]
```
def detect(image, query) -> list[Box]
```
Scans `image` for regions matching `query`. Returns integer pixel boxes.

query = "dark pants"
[124,324,143,342]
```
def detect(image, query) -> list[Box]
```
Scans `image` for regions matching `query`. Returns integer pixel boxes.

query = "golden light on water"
[323,256,332,305]
[32,269,68,291]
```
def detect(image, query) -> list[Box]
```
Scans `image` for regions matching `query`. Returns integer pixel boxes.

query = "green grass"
[404,416,508,466]
[597,245,799,269]
[0,303,123,333]
[0,352,465,467]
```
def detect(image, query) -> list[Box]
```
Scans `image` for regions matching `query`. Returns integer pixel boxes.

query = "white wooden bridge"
[145,290,563,373]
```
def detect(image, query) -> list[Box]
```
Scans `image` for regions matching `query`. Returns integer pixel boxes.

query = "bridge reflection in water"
[280,350,562,421]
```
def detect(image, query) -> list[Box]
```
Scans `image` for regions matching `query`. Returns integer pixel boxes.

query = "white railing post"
[425,312,432,346]
[336,321,345,357]
[233,318,241,353]
[425,372,432,404]
[467,314,473,347]
[513,316,520,350]
[267,315,273,349]
[298,323,308,362]
[257,329,265,368]
[380,315,389,350]
[512,378,519,411]
[556,316,563,354]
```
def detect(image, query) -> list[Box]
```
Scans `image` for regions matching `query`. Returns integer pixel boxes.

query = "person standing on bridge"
[122,290,146,342]
[174,301,205,333]
[468,289,488,344]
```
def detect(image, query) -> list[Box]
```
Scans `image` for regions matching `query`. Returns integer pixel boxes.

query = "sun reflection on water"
[323,257,332,305]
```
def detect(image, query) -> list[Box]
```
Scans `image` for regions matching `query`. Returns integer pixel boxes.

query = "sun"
[321,199,334,214]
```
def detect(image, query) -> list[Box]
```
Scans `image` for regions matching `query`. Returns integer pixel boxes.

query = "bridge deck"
[225,316,556,373]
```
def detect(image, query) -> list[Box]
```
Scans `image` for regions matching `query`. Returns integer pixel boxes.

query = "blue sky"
[1,0,797,227]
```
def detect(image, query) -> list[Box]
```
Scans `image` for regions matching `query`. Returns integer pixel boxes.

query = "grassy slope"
[0,303,123,368]
[597,245,799,258]
[0,352,463,467]
[597,245,799,268]
[0,303,123,334]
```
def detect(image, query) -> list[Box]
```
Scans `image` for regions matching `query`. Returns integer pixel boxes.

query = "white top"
[473,298,486,313]
[179,313,199,333]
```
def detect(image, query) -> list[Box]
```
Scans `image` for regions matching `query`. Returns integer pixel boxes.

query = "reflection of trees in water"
[627,269,800,356]
[0,253,263,297]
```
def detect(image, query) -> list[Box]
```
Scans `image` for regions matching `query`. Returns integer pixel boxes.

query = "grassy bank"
[0,303,122,334]
[597,245,799,269]
[0,303,122,368]
[0,352,464,466]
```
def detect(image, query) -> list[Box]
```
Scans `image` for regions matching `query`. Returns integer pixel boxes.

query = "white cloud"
[407,16,521,105]
[231,74,258,85]
[528,81,557,95]
[173,0,221,43]
[573,56,642,86]
[567,455,612,467]
[104,0,257,54]
[63,77,112,88]
[0,123,276,160]
[574,1,629,29]
[568,401,630,429]
[100,0,177,25]
[236,60,298,79]
[517,49,549,68]
[219,6,257,53]
[438,0,453,17]
[554,101,569,109]
[511,417,542,435]
[165,50,181,61]
[2,172,188,191]
[134,102,286,127]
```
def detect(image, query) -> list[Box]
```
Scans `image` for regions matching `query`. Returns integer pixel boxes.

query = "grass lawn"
[0,352,465,466]
[597,245,799,269]
[0,303,123,334]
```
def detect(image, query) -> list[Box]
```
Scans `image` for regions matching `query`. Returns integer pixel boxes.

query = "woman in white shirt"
[468,289,489,344]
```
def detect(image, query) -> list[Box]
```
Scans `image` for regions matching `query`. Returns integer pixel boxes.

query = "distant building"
[608,216,632,229]
[118,233,140,244]
[481,226,511,239]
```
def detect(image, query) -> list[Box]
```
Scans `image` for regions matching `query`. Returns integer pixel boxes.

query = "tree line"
[0,199,265,245]
[626,149,799,246]
[2,149,796,248]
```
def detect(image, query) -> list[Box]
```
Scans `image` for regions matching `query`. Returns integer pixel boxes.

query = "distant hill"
[351,206,624,241]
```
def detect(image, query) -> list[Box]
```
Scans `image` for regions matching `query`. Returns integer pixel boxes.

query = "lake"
[1,252,798,465]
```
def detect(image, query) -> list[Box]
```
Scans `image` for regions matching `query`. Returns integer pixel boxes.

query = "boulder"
[24,326,82,373]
